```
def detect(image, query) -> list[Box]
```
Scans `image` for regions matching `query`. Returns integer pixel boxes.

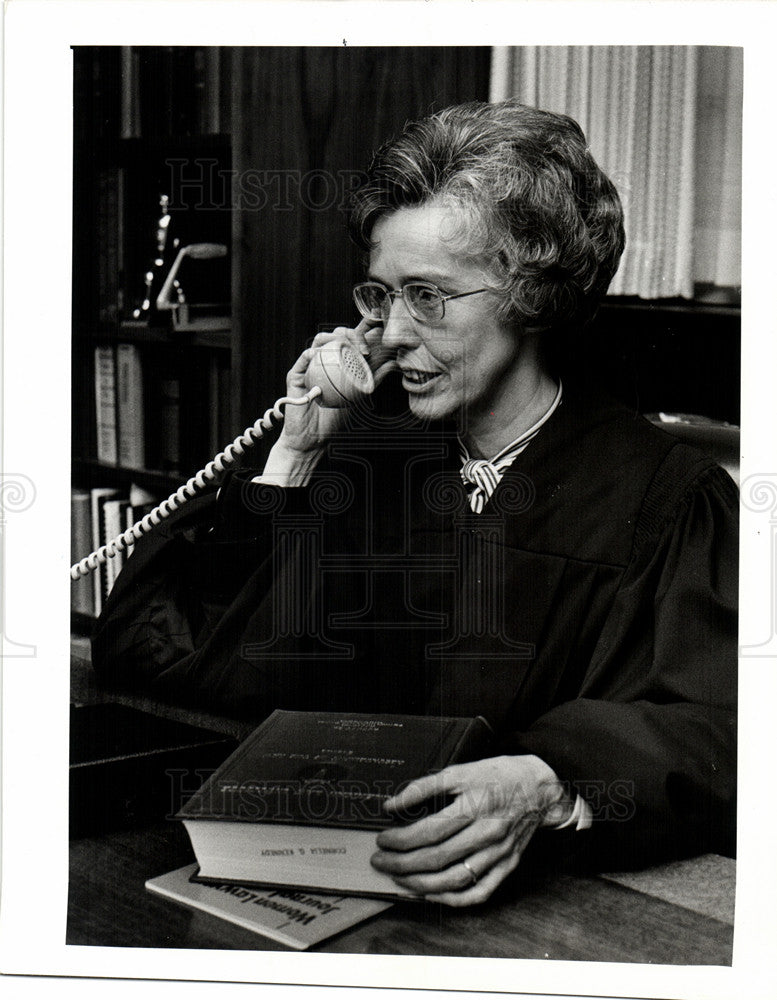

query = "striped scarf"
[459,382,563,513]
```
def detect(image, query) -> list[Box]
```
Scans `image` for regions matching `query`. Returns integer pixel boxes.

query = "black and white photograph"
[1,3,776,1000]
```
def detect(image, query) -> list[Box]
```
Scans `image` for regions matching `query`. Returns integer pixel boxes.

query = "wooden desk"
[67,821,734,964]
[68,658,735,965]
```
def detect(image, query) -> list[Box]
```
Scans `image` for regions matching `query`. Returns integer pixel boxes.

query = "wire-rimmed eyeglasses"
[353,280,490,325]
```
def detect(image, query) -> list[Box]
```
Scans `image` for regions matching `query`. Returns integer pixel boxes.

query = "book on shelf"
[121,46,225,141]
[94,343,225,478]
[117,343,146,468]
[71,484,159,619]
[96,167,124,325]
[94,345,118,465]
[177,710,492,900]
[103,497,130,595]
[124,484,157,561]
[145,863,392,950]
[90,487,121,616]
[71,490,94,616]
[156,372,182,474]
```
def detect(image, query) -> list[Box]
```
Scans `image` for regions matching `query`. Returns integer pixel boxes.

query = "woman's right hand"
[257,317,383,486]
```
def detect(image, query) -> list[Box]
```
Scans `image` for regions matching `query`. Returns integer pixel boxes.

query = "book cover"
[117,343,145,468]
[94,345,118,465]
[145,863,392,950]
[177,710,491,898]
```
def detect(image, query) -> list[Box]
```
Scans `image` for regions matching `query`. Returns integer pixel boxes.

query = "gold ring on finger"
[461,860,478,886]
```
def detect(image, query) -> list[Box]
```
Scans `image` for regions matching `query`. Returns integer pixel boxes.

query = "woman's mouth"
[401,369,442,390]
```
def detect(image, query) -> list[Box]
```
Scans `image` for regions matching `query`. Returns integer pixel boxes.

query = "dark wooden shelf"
[118,132,231,162]
[90,321,232,350]
[602,296,740,318]
[71,611,97,637]
[72,459,188,495]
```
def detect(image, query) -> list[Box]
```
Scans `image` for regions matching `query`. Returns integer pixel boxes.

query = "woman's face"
[368,203,527,428]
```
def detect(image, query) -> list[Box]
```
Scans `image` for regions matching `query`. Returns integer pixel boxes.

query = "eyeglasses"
[352,280,489,325]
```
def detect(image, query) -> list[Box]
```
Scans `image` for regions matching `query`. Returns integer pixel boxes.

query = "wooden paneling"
[231,47,491,429]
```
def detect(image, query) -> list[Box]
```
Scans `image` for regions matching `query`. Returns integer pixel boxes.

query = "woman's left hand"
[369,755,573,907]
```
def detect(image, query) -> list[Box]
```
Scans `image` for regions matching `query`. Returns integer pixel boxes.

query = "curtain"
[490,46,742,300]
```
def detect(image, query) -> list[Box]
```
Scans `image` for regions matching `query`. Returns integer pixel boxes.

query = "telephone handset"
[304,337,396,407]
[70,336,395,580]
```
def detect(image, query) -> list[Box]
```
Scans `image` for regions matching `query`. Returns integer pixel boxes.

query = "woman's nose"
[380,296,421,350]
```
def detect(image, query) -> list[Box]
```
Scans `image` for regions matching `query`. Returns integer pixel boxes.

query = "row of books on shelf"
[71,483,159,619]
[94,343,232,475]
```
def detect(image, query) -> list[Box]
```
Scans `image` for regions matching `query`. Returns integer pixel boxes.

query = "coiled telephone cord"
[70,388,322,581]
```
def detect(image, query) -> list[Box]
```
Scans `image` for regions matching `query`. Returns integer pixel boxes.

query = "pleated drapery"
[490,46,742,300]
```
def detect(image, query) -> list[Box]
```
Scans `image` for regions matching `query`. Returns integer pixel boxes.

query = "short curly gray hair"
[349,100,625,333]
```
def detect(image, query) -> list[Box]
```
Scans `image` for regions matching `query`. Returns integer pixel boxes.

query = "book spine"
[203,47,222,135]
[90,488,119,615]
[96,169,121,326]
[71,490,95,616]
[103,500,120,596]
[159,376,182,473]
[94,346,118,465]
[117,343,146,468]
[120,47,141,140]
[103,499,130,595]
[124,503,136,560]
[116,499,130,576]
[125,498,156,561]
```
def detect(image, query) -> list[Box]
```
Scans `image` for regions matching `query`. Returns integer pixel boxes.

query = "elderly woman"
[93,101,737,905]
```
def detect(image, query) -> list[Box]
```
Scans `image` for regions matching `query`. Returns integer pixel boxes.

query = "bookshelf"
[71,47,235,629]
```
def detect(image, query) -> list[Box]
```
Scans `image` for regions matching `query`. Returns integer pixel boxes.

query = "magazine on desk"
[146,864,393,950]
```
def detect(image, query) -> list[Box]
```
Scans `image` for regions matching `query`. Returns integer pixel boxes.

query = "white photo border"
[2,3,776,1000]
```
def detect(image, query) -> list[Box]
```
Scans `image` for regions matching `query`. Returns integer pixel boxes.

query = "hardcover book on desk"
[177,710,491,899]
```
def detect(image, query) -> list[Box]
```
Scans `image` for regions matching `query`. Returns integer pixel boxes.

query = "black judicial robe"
[92,386,738,871]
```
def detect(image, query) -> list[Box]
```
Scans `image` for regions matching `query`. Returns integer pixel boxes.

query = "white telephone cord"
[70,387,322,581]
